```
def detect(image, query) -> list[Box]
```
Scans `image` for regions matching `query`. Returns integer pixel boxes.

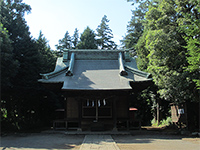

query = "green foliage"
[176,0,200,89]
[131,85,163,126]
[0,23,19,88]
[135,0,199,104]
[1,0,40,87]
[72,28,79,49]
[151,117,172,127]
[56,31,72,51]
[1,88,59,131]
[121,15,144,49]
[1,0,31,43]
[1,0,58,131]
[36,31,56,74]
[96,15,117,49]
[121,0,150,49]
[135,30,149,70]
[77,26,97,49]
[56,28,79,50]
[151,118,158,126]
[186,38,200,89]
[1,108,8,118]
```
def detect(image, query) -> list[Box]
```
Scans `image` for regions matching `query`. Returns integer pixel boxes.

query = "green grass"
[151,117,172,127]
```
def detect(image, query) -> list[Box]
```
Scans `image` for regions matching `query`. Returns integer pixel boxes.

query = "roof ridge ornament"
[40,66,68,80]
[118,52,128,76]
[66,53,75,76]
[124,65,152,79]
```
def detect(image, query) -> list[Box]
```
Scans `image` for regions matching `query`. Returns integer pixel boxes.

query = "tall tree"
[135,30,149,70]
[176,0,200,89]
[1,0,39,87]
[56,31,72,51]
[0,23,19,88]
[36,31,56,74]
[121,0,150,49]
[1,0,39,130]
[137,0,198,103]
[71,28,79,49]
[96,15,117,49]
[1,0,31,47]
[77,26,97,49]
[1,0,58,131]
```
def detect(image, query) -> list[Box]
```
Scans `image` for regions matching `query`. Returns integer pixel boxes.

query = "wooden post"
[64,97,67,119]
[113,98,117,131]
[78,99,82,131]
[185,102,188,130]
[127,97,129,130]
[157,101,160,126]
[64,97,67,130]
[95,100,98,122]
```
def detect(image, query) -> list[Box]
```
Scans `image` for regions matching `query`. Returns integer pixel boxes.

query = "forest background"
[1,0,199,131]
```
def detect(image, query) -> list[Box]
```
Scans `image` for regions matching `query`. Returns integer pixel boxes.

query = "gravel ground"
[0,133,84,150]
[0,133,199,150]
[112,134,200,150]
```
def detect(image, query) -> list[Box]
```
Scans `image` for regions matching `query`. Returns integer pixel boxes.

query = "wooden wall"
[66,97,79,119]
[66,96,129,120]
[116,96,128,118]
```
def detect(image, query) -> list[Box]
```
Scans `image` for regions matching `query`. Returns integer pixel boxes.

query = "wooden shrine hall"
[38,49,152,131]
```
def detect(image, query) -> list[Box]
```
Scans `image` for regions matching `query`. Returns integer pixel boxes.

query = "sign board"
[178,109,184,114]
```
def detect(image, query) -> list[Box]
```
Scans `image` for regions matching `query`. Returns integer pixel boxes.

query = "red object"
[129,107,138,111]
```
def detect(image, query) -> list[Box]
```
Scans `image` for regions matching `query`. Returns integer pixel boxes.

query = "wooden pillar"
[78,99,82,131]
[65,97,68,130]
[157,101,160,126]
[95,100,98,122]
[127,97,130,130]
[113,98,118,131]
[64,97,67,119]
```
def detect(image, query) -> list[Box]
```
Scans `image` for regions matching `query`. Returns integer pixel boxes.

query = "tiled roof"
[38,49,152,90]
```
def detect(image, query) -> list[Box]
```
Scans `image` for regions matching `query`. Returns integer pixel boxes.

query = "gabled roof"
[38,49,152,91]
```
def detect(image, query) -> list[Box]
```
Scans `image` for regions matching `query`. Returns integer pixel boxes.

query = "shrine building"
[38,49,152,131]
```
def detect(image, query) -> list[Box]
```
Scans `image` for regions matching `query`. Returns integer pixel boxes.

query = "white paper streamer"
[87,99,89,106]
[103,99,106,105]
[98,100,101,107]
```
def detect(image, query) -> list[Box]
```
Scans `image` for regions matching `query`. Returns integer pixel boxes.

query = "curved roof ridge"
[40,57,69,80]
[124,65,152,79]
[65,49,126,52]
[40,67,68,80]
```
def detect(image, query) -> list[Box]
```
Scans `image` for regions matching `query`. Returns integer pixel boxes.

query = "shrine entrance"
[63,90,121,131]
[79,98,113,131]
[82,98,112,121]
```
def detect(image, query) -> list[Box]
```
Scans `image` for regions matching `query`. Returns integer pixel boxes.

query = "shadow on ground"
[0,133,84,150]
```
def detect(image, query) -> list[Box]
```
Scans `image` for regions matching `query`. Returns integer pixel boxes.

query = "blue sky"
[23,0,134,50]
